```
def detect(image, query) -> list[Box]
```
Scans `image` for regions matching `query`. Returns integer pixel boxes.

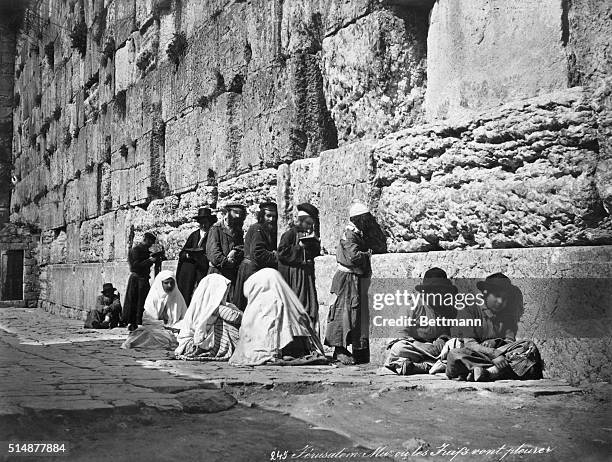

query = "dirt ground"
[2,381,610,462]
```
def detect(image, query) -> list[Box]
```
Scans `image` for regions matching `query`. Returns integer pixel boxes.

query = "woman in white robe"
[229,268,326,366]
[175,273,242,361]
[121,270,188,350]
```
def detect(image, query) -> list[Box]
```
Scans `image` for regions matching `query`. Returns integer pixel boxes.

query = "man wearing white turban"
[121,270,188,349]
[324,202,387,365]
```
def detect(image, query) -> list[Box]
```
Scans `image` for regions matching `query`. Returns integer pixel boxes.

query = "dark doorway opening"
[1,249,24,301]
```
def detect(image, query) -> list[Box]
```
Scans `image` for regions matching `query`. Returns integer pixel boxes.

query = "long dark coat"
[176,229,209,306]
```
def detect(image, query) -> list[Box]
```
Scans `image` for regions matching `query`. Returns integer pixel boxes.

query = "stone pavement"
[0,308,581,418]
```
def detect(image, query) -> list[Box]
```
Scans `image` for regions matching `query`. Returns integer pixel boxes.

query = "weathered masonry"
[3,0,611,383]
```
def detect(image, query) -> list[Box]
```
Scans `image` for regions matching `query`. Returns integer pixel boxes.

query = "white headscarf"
[229,268,313,366]
[143,270,187,329]
[175,273,231,355]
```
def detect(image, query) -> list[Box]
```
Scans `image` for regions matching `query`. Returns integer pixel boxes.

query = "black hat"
[477,273,517,294]
[223,202,246,212]
[101,283,115,294]
[415,267,458,294]
[297,203,319,219]
[193,207,218,223]
[259,201,277,211]
[143,232,156,242]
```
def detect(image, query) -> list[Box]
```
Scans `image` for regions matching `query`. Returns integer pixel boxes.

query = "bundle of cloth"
[175,273,242,361]
[121,270,187,350]
[229,268,327,366]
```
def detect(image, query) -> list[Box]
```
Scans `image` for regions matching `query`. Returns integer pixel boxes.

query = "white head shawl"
[229,268,313,366]
[175,273,231,355]
[143,270,188,328]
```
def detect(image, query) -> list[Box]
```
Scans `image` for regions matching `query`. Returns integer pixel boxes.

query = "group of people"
[85,200,544,381]
[383,268,544,382]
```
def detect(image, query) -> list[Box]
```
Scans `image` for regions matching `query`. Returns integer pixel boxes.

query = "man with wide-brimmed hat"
[324,202,387,365]
[277,202,321,327]
[122,232,162,331]
[206,202,246,299]
[176,207,218,306]
[446,273,543,382]
[233,201,279,310]
[85,283,122,329]
[384,267,460,375]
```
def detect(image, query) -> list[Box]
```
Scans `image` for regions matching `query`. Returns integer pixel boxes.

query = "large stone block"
[277,158,321,233]
[321,7,427,145]
[314,245,612,383]
[240,56,337,170]
[318,140,377,253]
[218,168,278,228]
[425,0,569,122]
[376,88,609,251]
[566,0,612,88]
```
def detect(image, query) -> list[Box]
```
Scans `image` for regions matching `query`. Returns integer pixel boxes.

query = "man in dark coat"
[324,202,387,365]
[122,232,161,331]
[278,202,321,326]
[206,202,246,299]
[176,207,218,306]
[233,202,278,310]
[85,283,122,329]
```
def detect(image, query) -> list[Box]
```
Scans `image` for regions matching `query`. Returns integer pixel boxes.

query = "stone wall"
[315,246,612,385]
[6,1,611,383]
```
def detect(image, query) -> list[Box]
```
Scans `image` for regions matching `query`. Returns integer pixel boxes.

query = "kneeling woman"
[175,273,242,361]
[121,270,187,350]
[229,268,327,366]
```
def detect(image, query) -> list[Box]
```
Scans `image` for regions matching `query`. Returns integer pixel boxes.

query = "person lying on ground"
[175,273,242,361]
[84,283,122,329]
[384,267,459,375]
[121,270,188,350]
[446,273,543,382]
[229,268,327,366]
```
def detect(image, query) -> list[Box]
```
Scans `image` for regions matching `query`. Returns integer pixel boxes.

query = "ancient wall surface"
[314,246,612,385]
[6,1,611,381]
[0,20,17,224]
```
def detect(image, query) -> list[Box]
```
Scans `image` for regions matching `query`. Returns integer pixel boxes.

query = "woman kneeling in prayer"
[121,270,187,350]
[175,273,242,361]
[446,273,543,382]
[229,268,327,366]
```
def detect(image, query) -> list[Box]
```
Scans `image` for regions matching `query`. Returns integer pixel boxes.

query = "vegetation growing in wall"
[167,32,187,68]
[152,0,172,19]
[63,128,71,147]
[40,118,52,136]
[70,21,87,57]
[44,42,55,69]
[136,49,155,73]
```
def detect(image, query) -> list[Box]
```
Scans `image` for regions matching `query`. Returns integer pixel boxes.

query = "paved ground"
[0,308,610,461]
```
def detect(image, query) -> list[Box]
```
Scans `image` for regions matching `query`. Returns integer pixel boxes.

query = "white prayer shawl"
[175,273,231,356]
[143,270,187,329]
[229,268,311,366]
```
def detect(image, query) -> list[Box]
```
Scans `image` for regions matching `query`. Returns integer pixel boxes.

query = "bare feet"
[473,366,489,382]
[334,347,355,365]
